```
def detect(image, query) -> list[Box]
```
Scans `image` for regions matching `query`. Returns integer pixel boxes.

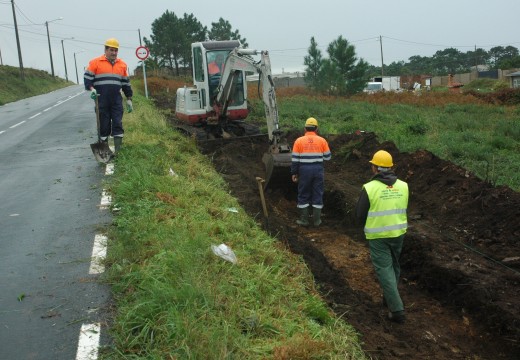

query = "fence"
[431,68,520,87]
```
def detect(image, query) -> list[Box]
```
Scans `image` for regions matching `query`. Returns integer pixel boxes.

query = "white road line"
[89,234,107,274]
[75,323,100,360]
[105,163,114,175]
[3,92,84,134]
[9,121,26,129]
[100,189,111,209]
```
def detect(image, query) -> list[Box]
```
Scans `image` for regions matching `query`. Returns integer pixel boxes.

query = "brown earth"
[197,130,520,360]
[159,96,520,358]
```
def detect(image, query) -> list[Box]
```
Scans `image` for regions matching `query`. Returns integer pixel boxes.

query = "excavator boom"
[213,48,292,188]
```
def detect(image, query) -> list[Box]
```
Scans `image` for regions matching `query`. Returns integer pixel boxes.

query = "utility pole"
[46,21,55,77]
[74,50,84,84]
[475,45,478,69]
[380,35,384,77]
[11,0,25,79]
[138,28,149,99]
[45,17,62,78]
[74,52,79,84]
[61,38,73,82]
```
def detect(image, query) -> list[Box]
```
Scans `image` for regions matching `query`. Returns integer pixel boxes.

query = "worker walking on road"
[291,117,331,227]
[84,38,133,156]
[355,150,409,323]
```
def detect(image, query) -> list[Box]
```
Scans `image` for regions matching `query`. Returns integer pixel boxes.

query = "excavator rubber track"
[173,120,261,142]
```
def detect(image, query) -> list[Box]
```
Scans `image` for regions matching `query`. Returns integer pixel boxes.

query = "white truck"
[364,76,401,93]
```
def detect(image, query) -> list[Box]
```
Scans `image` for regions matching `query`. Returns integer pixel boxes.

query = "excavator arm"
[215,49,288,150]
[214,48,292,189]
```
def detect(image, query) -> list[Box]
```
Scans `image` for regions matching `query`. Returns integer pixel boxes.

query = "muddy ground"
[193,128,520,360]
[161,97,519,359]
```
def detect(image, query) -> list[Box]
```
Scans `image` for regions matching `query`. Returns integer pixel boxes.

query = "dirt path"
[195,130,520,359]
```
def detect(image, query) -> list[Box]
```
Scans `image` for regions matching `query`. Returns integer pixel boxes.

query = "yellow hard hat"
[104,38,120,49]
[369,150,394,167]
[305,117,318,127]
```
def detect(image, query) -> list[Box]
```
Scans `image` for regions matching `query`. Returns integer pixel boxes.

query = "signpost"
[136,46,149,98]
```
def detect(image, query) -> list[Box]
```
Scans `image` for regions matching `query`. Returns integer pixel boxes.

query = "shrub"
[492,80,510,91]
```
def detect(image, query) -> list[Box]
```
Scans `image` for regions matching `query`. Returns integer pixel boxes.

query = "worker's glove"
[126,99,133,113]
[90,89,97,100]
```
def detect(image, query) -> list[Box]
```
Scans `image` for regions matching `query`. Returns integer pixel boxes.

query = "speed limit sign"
[136,46,150,60]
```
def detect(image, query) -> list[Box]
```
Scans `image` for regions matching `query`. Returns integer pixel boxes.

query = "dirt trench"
[192,128,520,360]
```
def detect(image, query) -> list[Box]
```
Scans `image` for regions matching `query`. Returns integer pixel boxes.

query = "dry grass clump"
[144,77,190,95]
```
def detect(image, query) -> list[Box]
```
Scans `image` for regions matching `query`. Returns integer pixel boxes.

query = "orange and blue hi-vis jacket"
[291,131,331,175]
[84,55,133,102]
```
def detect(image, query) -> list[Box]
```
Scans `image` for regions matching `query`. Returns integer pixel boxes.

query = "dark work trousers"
[368,235,405,313]
[297,164,324,208]
[98,93,124,138]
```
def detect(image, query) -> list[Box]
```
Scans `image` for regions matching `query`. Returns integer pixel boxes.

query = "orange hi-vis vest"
[291,131,331,167]
[84,55,132,99]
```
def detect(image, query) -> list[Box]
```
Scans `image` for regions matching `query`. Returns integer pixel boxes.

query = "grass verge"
[0,65,72,105]
[247,94,520,191]
[102,93,367,359]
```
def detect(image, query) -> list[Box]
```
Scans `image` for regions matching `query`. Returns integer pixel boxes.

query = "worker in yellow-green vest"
[355,150,409,324]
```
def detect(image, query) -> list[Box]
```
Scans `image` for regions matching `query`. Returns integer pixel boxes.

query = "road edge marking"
[75,323,100,360]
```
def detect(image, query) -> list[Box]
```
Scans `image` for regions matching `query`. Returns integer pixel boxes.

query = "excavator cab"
[178,41,249,127]
[206,50,245,107]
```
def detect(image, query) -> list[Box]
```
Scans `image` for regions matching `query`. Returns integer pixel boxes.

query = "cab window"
[193,47,204,82]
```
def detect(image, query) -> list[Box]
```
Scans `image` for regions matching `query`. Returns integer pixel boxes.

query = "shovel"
[90,96,113,163]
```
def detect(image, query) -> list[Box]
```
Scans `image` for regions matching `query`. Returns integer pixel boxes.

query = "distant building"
[505,71,520,88]
[470,64,490,72]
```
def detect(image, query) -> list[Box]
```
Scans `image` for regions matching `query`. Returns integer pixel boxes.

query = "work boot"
[114,137,123,154]
[312,207,322,227]
[388,311,406,324]
[296,207,310,226]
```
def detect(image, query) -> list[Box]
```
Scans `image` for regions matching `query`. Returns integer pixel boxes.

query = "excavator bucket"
[262,151,292,190]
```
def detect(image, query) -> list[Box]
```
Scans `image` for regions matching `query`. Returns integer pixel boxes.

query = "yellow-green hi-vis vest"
[363,179,409,240]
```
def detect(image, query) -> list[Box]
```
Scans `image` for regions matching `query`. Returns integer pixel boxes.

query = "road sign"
[136,46,150,60]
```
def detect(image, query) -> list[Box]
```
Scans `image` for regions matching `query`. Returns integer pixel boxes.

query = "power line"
[12,1,37,25]
[0,24,135,50]
[383,35,520,50]
[52,22,136,33]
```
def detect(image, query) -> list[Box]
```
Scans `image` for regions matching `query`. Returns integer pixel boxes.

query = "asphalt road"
[0,86,111,359]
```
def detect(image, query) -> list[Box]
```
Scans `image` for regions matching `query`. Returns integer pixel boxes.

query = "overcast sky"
[1,0,519,82]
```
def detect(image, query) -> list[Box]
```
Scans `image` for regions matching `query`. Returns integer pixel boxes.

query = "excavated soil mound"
[196,130,520,360]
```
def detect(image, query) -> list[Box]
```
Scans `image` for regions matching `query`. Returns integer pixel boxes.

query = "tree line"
[143,11,371,95]
[143,10,520,96]
[142,11,247,76]
[372,45,520,77]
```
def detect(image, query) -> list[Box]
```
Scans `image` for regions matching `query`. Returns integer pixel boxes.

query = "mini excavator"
[175,40,292,188]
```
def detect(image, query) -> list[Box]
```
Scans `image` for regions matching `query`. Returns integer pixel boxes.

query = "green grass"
[103,94,367,359]
[462,78,509,93]
[248,96,520,191]
[0,65,72,105]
